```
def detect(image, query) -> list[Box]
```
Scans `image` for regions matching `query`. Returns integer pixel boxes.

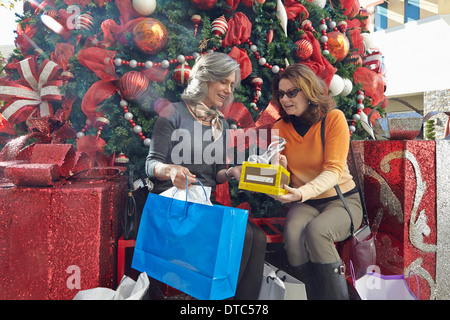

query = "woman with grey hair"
[145,52,267,299]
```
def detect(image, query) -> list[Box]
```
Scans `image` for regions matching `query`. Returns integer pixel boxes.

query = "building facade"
[362,0,450,138]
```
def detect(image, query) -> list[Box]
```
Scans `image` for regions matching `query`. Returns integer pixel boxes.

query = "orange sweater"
[272,109,355,202]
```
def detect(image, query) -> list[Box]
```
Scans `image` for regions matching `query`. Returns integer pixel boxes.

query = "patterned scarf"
[186,102,224,141]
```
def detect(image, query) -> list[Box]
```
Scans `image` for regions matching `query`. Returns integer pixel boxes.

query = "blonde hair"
[181,52,241,104]
[271,63,335,125]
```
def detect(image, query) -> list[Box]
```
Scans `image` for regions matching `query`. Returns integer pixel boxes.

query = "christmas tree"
[0,0,386,216]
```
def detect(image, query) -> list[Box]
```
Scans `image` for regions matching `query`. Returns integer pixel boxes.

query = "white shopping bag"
[258,263,307,300]
[354,272,419,300]
[73,272,150,300]
[160,185,212,206]
[258,263,286,300]
[275,268,307,300]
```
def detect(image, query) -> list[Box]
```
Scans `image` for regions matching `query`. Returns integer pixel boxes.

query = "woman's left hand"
[269,184,302,204]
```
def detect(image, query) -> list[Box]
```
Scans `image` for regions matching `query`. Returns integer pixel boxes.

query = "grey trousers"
[284,192,363,266]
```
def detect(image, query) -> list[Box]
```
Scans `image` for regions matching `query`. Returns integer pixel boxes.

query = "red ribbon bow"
[0,57,63,124]
[222,12,252,48]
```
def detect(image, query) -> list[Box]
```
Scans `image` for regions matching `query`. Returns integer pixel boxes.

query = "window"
[405,0,420,23]
[374,2,388,31]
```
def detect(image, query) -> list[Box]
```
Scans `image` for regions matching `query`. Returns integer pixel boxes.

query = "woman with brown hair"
[270,63,362,300]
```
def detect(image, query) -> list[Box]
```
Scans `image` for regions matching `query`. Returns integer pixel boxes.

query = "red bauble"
[191,0,218,10]
[327,31,350,62]
[115,152,130,165]
[266,29,273,44]
[132,18,168,55]
[295,39,313,60]
[119,71,150,101]
[75,12,94,31]
[301,20,313,31]
[250,77,263,88]
[173,62,192,86]
[349,54,363,67]
[211,15,228,37]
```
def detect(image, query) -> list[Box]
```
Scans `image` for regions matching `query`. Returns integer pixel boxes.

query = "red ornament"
[191,14,202,37]
[115,152,129,165]
[173,62,192,86]
[211,15,228,37]
[191,0,218,10]
[301,20,313,32]
[75,12,94,31]
[251,77,263,88]
[295,39,313,60]
[327,31,350,62]
[349,53,363,67]
[363,51,382,73]
[266,29,274,44]
[119,71,150,101]
[132,18,168,55]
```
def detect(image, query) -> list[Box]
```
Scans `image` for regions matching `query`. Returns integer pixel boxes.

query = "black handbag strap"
[320,114,369,236]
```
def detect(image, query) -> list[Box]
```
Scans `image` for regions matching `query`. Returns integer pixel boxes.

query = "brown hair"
[271,63,335,125]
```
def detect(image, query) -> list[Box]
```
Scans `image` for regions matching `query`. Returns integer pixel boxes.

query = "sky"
[0,5,23,46]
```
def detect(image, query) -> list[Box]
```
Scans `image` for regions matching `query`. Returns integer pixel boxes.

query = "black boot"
[311,261,349,300]
[289,262,317,300]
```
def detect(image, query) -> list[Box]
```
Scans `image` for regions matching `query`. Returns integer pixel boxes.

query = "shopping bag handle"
[169,175,208,202]
[184,174,208,202]
[166,175,210,220]
[407,270,420,300]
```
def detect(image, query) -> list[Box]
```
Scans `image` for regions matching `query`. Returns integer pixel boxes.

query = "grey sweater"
[146,101,228,194]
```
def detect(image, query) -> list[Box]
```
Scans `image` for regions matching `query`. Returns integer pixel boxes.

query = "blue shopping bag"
[131,182,248,300]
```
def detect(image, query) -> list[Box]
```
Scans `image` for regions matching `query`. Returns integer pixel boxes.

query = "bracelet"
[225,168,234,180]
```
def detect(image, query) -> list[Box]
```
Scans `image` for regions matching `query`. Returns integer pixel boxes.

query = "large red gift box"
[363,140,438,300]
[0,175,127,300]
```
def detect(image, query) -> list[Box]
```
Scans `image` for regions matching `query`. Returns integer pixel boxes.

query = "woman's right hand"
[169,165,197,189]
[271,153,287,168]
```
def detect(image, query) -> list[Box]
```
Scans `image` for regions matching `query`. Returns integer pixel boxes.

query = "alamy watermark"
[66,265,81,290]
[169,122,280,165]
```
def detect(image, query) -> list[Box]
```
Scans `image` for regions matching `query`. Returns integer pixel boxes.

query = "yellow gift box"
[238,161,290,196]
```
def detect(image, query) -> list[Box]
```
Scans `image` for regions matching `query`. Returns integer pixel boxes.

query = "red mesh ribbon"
[283,0,309,21]
[223,102,280,155]
[116,0,142,24]
[228,47,252,80]
[78,47,118,123]
[77,135,108,167]
[222,12,252,48]
[51,43,74,72]
[346,20,364,56]
[78,47,116,82]
[353,67,386,107]
[340,0,360,19]
[225,0,240,11]
[0,57,63,124]
[142,67,169,83]
[81,80,118,124]
[225,0,254,12]
[300,31,337,86]
[101,0,145,47]
[15,18,37,52]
